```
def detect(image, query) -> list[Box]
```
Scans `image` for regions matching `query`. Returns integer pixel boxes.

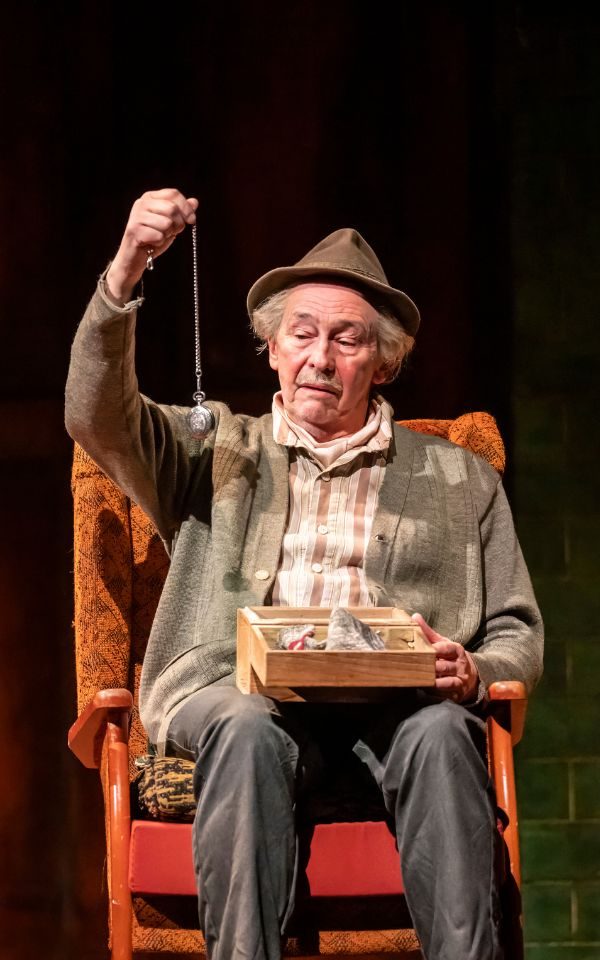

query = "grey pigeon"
[277,624,326,650]
[325,608,385,651]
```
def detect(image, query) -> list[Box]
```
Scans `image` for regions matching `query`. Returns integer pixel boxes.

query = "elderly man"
[65,188,543,960]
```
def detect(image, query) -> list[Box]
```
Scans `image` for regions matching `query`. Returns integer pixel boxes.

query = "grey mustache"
[296,374,342,394]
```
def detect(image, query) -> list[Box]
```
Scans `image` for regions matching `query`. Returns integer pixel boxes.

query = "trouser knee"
[166,687,298,800]
[382,700,488,799]
[167,687,279,753]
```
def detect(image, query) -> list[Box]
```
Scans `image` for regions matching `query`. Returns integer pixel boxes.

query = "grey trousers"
[165,686,503,960]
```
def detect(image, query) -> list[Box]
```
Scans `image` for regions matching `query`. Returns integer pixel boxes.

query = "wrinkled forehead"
[282,282,378,327]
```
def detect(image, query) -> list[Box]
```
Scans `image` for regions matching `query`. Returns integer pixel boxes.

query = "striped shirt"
[270,393,393,607]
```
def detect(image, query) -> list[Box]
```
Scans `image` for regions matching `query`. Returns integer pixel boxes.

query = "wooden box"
[236,606,436,701]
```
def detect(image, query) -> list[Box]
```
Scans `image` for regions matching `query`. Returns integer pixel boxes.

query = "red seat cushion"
[306,821,404,896]
[129,820,404,897]
[129,821,196,895]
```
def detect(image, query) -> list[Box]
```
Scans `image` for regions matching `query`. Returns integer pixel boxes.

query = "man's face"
[268,283,386,441]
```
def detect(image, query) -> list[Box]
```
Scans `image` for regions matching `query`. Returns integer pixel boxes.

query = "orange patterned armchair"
[67,411,526,960]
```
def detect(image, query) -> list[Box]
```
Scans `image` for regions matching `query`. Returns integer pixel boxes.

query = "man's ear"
[371,361,387,386]
[268,339,279,371]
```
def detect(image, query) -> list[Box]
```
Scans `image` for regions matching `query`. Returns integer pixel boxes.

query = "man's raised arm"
[65,189,206,545]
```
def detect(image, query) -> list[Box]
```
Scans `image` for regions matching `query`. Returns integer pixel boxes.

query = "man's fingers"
[105,187,197,303]
[132,212,181,241]
[435,675,463,691]
[131,202,186,240]
[133,225,171,248]
[186,196,199,219]
[431,640,460,659]
[121,188,198,261]
[411,612,445,644]
[435,658,461,677]
[410,613,476,703]
[141,190,198,225]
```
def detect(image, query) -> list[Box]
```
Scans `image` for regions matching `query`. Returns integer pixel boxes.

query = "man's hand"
[411,613,479,703]
[105,189,199,304]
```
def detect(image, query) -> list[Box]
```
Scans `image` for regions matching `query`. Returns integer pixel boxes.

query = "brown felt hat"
[246,228,420,336]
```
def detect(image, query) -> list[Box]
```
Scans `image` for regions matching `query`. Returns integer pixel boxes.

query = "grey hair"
[250,286,415,383]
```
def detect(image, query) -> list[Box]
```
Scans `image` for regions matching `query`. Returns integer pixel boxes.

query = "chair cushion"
[129,820,404,897]
[306,821,404,896]
[129,822,197,895]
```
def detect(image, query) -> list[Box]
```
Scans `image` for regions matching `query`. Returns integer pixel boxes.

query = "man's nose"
[308,337,335,372]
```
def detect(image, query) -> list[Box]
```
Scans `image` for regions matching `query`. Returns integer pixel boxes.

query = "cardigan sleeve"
[468,474,544,696]
[65,276,215,546]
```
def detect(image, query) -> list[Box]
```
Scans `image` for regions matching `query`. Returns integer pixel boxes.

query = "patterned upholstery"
[72,446,169,775]
[399,412,505,475]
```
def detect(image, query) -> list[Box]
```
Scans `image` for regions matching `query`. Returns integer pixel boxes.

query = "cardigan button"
[254,569,270,581]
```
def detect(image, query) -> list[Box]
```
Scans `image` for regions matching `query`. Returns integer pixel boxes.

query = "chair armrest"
[68,688,133,769]
[488,681,527,746]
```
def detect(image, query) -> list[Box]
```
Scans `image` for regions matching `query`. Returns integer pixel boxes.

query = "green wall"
[509,11,600,957]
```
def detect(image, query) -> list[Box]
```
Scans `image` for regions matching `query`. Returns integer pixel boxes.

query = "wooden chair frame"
[69,679,527,960]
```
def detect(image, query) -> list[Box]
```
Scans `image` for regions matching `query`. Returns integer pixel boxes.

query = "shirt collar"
[272,392,394,469]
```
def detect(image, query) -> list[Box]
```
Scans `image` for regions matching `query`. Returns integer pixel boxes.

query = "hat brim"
[246,264,420,336]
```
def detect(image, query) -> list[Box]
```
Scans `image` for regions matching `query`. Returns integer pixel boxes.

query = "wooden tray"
[236,606,436,701]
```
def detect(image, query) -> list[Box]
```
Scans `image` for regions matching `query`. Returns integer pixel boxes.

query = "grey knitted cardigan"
[65,282,544,747]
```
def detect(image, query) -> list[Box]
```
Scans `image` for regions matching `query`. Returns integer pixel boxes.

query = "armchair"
[68,411,526,959]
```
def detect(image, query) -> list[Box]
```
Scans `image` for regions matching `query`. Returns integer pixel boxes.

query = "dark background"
[1,3,599,958]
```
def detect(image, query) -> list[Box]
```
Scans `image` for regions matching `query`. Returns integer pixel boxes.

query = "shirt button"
[317,524,329,534]
[254,569,270,581]
[311,562,323,574]
[322,473,331,482]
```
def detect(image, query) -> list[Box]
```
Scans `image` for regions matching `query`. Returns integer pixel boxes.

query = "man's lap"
[164,686,490,824]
